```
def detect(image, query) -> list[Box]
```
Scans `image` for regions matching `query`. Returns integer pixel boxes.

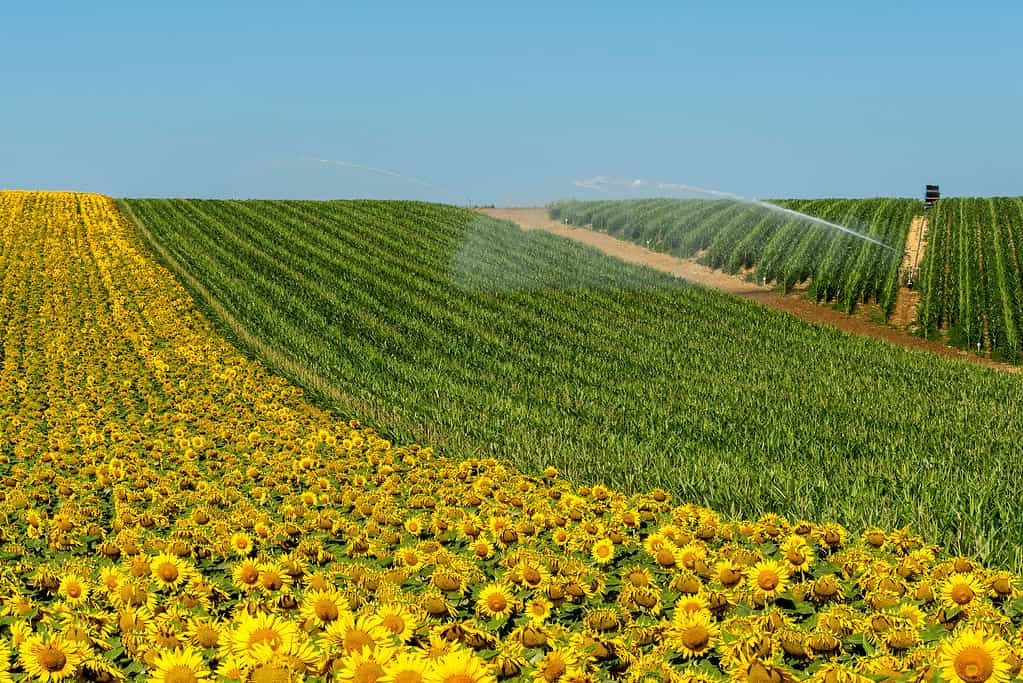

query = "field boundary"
[480,207,1018,373]
[116,200,394,427]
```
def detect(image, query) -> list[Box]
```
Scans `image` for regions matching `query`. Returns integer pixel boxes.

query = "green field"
[549,198,919,315]
[123,198,1023,568]
[552,196,1023,362]
[918,197,1023,362]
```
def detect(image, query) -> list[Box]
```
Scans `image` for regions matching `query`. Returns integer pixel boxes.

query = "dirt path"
[480,207,1019,374]
[891,216,928,328]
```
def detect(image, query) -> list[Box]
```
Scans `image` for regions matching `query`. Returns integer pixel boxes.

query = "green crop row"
[917,197,1023,362]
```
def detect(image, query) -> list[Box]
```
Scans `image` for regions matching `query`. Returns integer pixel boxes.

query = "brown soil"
[479,207,1019,374]
[891,216,928,329]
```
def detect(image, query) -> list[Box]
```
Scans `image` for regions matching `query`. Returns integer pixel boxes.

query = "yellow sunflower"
[57,574,90,606]
[669,611,719,659]
[231,559,262,593]
[426,650,496,683]
[780,535,815,573]
[747,560,790,602]
[381,651,431,683]
[531,648,578,683]
[375,603,422,643]
[938,627,1012,683]
[229,531,253,557]
[149,647,210,683]
[150,553,191,590]
[302,589,352,629]
[257,561,293,594]
[18,633,84,683]
[590,539,615,565]
[525,598,554,623]
[941,573,988,614]
[185,617,224,650]
[321,613,393,655]
[226,612,300,665]
[476,583,517,619]
[336,645,396,683]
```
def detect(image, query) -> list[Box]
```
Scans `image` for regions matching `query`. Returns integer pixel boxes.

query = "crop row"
[917,197,1023,362]
[548,199,919,316]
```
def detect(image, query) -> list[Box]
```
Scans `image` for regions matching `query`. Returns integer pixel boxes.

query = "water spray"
[572,176,900,253]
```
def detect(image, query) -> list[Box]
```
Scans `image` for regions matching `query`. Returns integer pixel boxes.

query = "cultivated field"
[551,197,1023,363]
[549,199,919,316]
[918,197,1023,362]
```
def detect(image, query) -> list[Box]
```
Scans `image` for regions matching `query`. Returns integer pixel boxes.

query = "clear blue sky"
[3,1,1021,203]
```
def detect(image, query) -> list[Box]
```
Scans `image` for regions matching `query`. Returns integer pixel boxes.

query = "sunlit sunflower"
[476,583,517,619]
[226,612,300,665]
[375,603,422,643]
[257,561,293,594]
[425,650,496,683]
[321,613,393,655]
[150,553,191,590]
[302,589,352,629]
[229,532,253,556]
[780,535,815,573]
[149,647,210,683]
[747,561,790,602]
[380,651,431,683]
[18,633,83,683]
[57,574,89,606]
[941,573,988,614]
[590,539,615,565]
[468,538,494,560]
[336,645,396,683]
[231,559,262,593]
[938,627,1012,683]
[669,611,719,659]
[185,617,224,650]
[525,597,554,623]
[532,647,578,683]
[670,587,710,622]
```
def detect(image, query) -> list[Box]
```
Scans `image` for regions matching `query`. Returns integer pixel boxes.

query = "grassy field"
[549,198,919,316]
[121,198,1023,569]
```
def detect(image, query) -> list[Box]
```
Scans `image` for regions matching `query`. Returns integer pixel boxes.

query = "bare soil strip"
[480,207,1018,373]
[891,216,928,329]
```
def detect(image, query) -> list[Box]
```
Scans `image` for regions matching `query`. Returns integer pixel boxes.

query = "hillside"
[123,198,1023,568]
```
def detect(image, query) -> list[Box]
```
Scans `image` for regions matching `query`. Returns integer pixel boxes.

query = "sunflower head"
[939,627,1012,683]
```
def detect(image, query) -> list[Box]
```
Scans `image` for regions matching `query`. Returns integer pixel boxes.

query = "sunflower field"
[2,191,1023,683]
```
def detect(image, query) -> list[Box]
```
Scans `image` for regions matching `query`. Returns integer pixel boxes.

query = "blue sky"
[2,2,1021,203]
